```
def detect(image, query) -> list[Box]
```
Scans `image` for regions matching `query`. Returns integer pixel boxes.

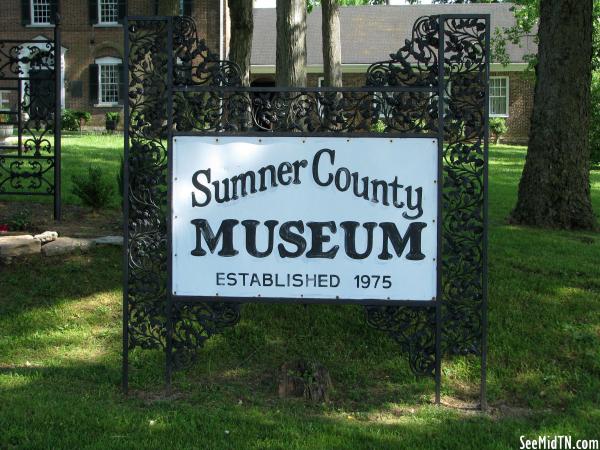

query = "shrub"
[71,166,114,210]
[7,209,33,231]
[105,112,120,124]
[489,118,508,144]
[591,72,600,167]
[61,109,77,131]
[105,112,121,132]
[61,109,91,132]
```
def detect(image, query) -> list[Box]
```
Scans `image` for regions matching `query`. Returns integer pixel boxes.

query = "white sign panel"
[171,136,438,302]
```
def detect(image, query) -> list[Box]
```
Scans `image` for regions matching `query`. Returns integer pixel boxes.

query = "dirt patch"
[129,388,187,405]
[435,395,546,420]
[0,201,121,238]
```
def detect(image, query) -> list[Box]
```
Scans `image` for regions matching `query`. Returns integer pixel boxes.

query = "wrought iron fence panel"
[0,24,62,219]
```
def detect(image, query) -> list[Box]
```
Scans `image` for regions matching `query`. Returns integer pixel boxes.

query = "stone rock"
[41,237,95,257]
[93,235,123,246]
[0,235,41,261]
[34,231,58,244]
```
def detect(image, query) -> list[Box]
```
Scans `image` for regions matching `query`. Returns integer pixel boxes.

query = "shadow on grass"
[2,360,598,449]
[0,247,122,338]
[2,233,600,414]
[2,192,600,447]
[1,246,437,411]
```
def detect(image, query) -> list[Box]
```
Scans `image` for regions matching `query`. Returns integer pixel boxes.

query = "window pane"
[99,0,119,23]
[32,0,51,24]
[489,77,508,116]
[100,65,120,104]
[491,83,499,97]
[498,79,506,96]
[490,97,506,116]
[0,91,9,108]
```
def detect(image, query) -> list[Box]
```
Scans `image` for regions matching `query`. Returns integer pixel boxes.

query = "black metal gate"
[124,15,489,408]
[0,20,62,220]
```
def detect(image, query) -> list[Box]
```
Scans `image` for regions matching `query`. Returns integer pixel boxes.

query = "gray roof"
[251,3,536,66]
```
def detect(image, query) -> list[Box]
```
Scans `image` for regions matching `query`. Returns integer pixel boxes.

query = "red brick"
[0,0,225,128]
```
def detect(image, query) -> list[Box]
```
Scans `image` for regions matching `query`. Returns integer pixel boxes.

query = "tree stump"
[278,360,332,402]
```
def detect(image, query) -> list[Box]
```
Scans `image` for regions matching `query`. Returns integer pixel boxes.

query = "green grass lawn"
[59,133,123,208]
[1,140,600,449]
[1,133,123,209]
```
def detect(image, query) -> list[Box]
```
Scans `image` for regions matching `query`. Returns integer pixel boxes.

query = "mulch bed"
[0,201,122,238]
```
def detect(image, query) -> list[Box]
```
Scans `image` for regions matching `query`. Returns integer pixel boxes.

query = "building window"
[92,57,122,106]
[490,76,509,117]
[99,64,120,105]
[0,91,10,110]
[98,0,119,25]
[31,0,51,25]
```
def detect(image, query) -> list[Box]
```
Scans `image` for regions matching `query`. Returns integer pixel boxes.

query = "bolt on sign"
[124,14,490,410]
[171,137,439,302]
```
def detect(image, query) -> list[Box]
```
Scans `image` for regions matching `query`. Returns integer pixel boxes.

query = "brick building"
[0,2,535,141]
[251,3,536,144]
[0,0,228,128]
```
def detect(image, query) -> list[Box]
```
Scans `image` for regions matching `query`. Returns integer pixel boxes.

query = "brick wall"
[0,0,224,129]
[491,71,534,144]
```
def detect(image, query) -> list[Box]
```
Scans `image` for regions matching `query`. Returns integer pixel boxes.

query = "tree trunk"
[157,0,180,15]
[276,0,307,87]
[229,0,253,86]
[510,0,596,229]
[321,0,342,87]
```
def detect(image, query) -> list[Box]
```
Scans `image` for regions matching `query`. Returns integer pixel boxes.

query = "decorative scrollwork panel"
[126,18,243,360]
[441,17,487,356]
[365,16,440,88]
[0,156,54,194]
[365,15,488,372]
[126,18,170,352]
[171,302,241,368]
[365,306,437,376]
[174,90,438,135]
[0,34,60,215]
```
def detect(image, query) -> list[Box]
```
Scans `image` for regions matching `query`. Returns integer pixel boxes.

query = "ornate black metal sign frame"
[0,19,62,220]
[124,14,489,408]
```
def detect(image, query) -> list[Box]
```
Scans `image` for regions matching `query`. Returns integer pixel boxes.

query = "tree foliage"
[492,0,599,70]
[405,0,502,3]
[431,0,502,3]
